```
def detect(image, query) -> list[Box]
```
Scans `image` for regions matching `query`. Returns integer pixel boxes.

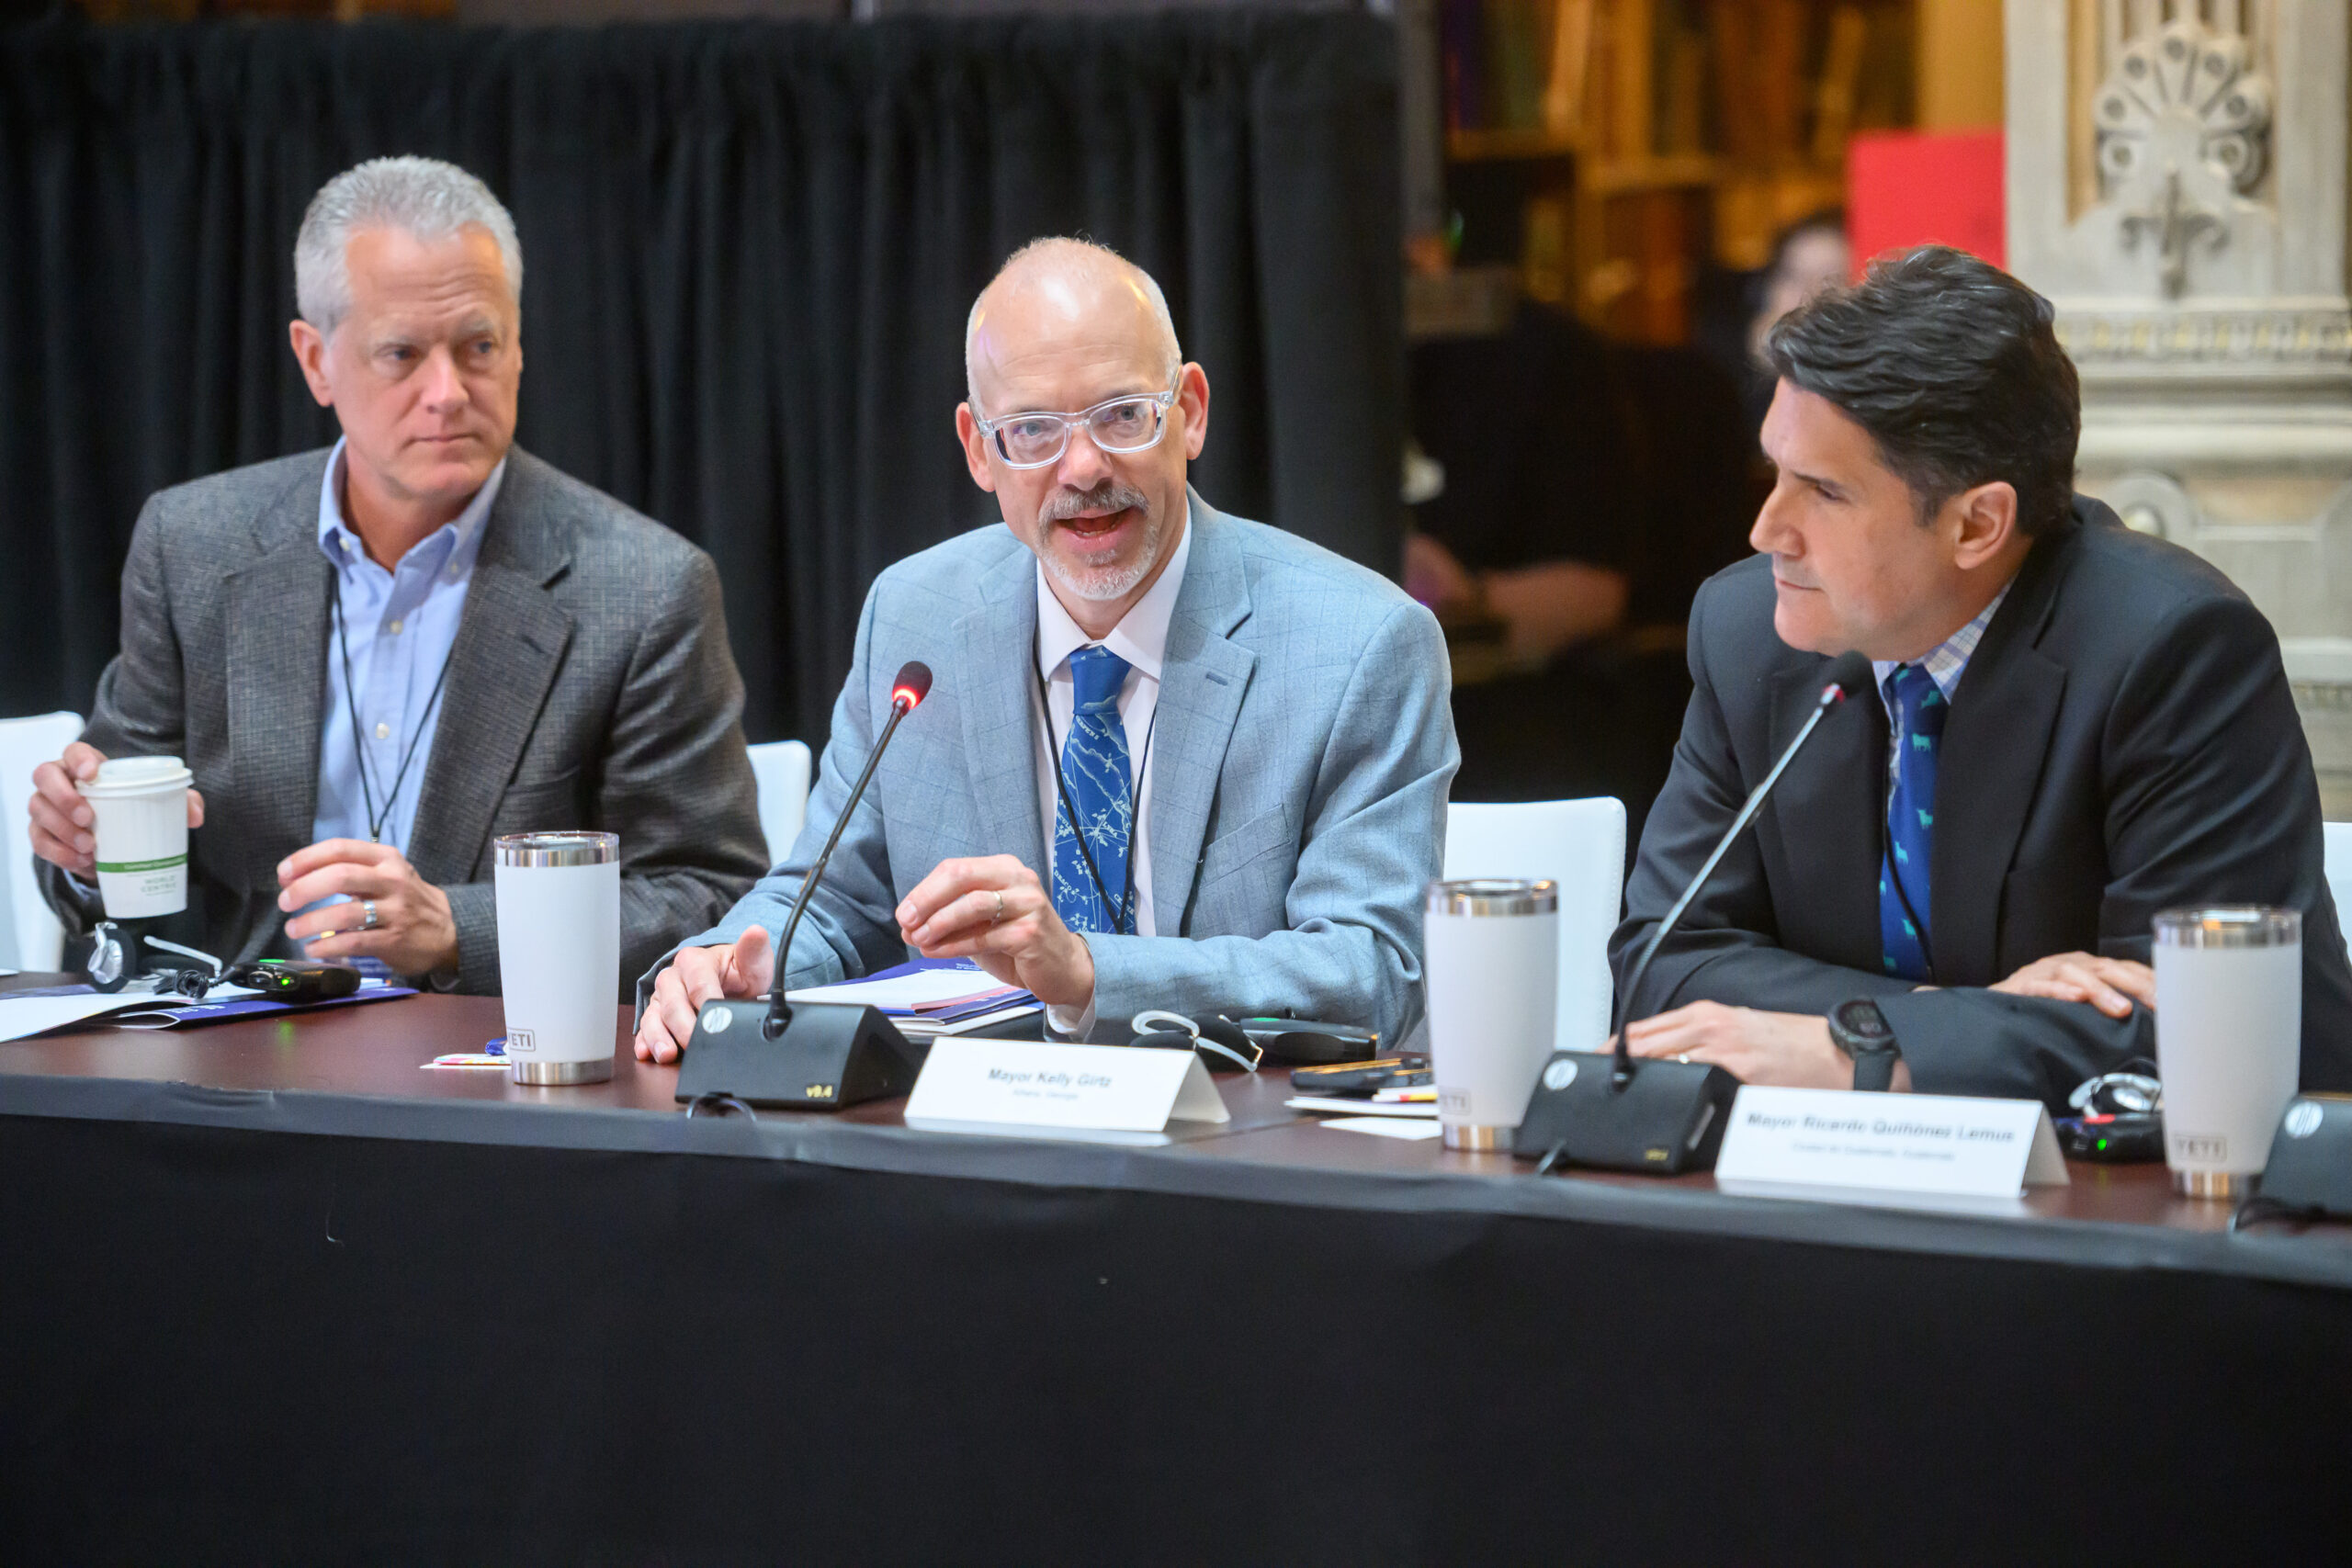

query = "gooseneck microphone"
[1514,649,1874,1174]
[762,660,933,1039]
[675,661,934,1113]
[1610,649,1874,1085]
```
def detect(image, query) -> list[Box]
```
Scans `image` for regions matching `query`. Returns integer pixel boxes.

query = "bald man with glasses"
[635,236,1458,1057]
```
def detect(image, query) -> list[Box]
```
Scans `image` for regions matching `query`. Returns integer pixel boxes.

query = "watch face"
[1835,998,1894,1044]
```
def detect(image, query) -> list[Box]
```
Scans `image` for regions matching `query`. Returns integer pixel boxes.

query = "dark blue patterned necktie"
[1050,645,1136,934]
[1879,663,1946,982]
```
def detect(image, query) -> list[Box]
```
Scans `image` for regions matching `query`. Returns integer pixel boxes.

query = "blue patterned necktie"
[1050,644,1137,935]
[1880,662,1947,981]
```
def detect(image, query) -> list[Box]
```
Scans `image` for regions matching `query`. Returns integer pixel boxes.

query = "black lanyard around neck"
[330,566,456,846]
[1033,627,1158,935]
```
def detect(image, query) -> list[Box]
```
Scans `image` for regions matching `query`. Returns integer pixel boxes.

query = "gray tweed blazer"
[40,445,766,996]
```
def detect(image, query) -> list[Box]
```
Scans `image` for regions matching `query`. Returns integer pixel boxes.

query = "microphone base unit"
[1511,1052,1740,1175]
[2236,1093,2352,1224]
[673,1000,927,1111]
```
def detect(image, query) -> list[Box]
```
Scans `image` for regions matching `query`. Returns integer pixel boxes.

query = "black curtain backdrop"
[0,11,1401,742]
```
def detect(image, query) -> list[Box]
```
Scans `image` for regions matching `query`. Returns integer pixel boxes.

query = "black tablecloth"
[3,1027,2349,1562]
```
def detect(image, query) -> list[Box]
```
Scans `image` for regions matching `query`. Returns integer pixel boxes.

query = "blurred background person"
[1402,209,1748,845]
[1695,209,1855,445]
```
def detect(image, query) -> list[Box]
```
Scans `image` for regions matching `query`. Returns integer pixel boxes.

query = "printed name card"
[905,1040,1230,1137]
[1713,1086,2069,1198]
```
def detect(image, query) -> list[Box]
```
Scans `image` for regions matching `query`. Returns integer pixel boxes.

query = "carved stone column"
[2007,0,2352,816]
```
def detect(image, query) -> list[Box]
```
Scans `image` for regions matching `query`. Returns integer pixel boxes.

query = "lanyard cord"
[1033,630,1157,935]
[331,567,457,847]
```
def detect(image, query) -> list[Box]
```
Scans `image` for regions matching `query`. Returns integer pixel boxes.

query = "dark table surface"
[5,982,2347,1286]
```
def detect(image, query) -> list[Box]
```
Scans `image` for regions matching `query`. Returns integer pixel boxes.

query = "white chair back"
[2325,822,2352,959]
[0,711,85,972]
[748,739,815,868]
[1442,797,1627,1054]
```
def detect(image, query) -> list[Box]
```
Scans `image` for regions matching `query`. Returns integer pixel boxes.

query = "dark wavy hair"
[1764,245,2080,536]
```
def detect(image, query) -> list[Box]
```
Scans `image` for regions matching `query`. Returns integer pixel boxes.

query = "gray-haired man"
[27,156,765,993]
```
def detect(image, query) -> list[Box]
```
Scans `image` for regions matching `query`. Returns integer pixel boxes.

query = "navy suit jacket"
[1614,495,2352,1110]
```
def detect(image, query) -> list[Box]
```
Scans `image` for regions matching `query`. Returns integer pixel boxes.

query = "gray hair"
[965,237,1181,409]
[294,156,524,339]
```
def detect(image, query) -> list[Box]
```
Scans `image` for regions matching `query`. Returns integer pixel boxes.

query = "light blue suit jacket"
[662,491,1458,1043]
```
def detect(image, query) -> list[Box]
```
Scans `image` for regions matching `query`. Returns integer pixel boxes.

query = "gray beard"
[1038,482,1160,603]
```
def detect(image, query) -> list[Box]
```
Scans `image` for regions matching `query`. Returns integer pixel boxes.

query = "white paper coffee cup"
[76,756,194,918]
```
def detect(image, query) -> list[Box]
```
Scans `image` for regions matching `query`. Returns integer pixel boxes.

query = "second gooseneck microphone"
[761,660,933,1040]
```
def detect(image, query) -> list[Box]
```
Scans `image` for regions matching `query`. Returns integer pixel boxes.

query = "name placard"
[1713,1087,2068,1198]
[904,1040,1230,1137]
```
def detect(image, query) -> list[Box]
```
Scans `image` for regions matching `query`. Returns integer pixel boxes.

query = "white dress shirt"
[1032,508,1193,1036]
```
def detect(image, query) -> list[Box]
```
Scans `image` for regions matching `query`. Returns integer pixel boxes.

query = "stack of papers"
[0,977,411,1042]
[785,959,1039,1038]
[0,983,260,1043]
[113,978,413,1030]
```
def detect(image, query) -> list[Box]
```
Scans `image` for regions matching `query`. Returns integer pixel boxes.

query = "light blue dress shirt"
[310,436,504,860]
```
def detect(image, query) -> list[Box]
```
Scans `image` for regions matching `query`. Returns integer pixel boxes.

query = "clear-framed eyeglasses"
[972,377,1182,470]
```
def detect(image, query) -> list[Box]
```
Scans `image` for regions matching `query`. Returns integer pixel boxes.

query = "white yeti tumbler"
[2153,906,2302,1197]
[1425,878,1560,1151]
[494,831,621,1085]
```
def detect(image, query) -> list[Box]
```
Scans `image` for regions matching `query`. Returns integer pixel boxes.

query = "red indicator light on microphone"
[890,660,933,713]
[1817,652,1872,708]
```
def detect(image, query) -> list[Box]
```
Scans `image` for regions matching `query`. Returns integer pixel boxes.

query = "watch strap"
[1849,1043,1898,1092]
[1829,998,1900,1092]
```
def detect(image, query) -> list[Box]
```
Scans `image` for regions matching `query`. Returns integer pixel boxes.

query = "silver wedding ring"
[360,898,380,932]
[990,891,1005,927]
[1677,1053,1690,1066]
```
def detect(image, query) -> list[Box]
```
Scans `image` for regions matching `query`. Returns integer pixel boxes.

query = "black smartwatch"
[1828,998,1901,1092]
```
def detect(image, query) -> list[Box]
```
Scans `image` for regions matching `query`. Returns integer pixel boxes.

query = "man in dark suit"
[1612,245,2352,1109]
[26,156,764,993]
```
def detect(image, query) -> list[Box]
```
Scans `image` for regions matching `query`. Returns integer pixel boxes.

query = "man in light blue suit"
[635,237,1456,1058]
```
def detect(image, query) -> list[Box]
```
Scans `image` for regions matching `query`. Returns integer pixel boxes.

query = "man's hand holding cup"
[28,742,205,881]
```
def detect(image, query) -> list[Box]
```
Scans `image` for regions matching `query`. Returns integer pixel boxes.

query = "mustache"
[1039,480,1151,524]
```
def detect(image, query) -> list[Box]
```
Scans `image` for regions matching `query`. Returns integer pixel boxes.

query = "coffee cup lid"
[77,755,194,796]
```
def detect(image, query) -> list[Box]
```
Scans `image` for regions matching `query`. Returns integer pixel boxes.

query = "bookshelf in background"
[1439,0,1917,344]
